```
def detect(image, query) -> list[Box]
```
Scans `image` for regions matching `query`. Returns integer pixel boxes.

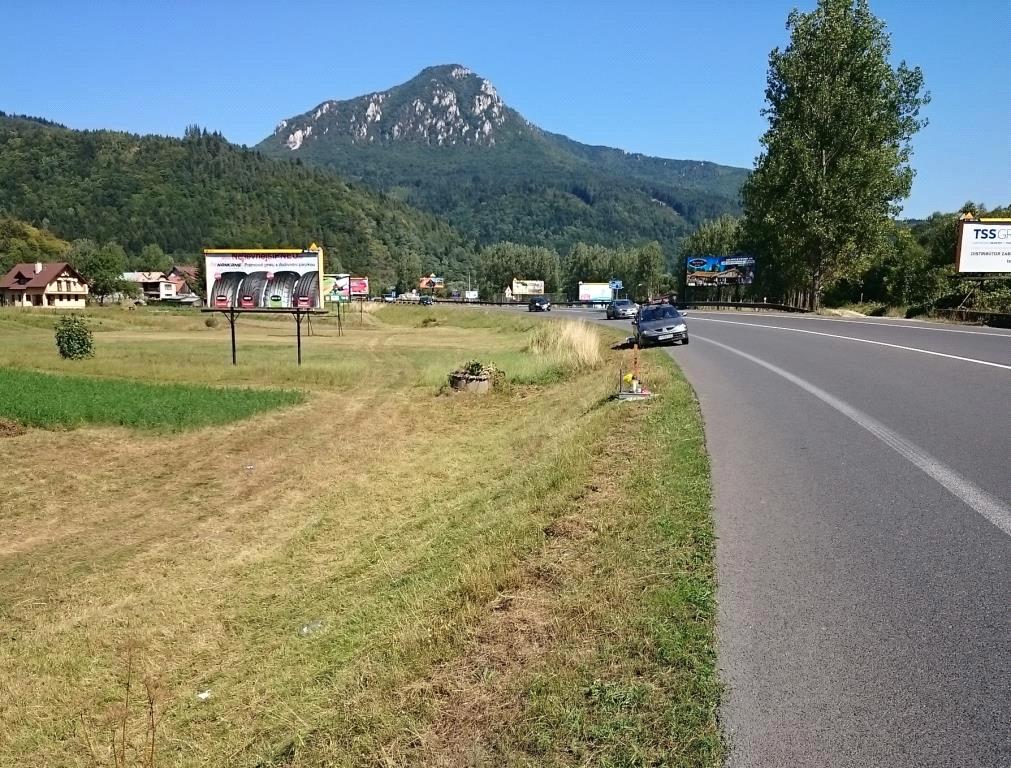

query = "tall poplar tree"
[742,0,929,309]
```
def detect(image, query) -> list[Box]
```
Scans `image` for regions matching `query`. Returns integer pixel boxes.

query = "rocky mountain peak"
[272,64,515,151]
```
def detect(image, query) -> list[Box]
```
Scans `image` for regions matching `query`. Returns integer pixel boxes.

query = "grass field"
[0,304,719,767]
[0,368,302,430]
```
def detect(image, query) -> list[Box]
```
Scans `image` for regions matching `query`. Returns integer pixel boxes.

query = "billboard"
[578,282,612,302]
[464,289,479,301]
[957,220,1011,274]
[511,278,544,296]
[686,255,756,286]
[323,274,369,301]
[419,276,445,290]
[205,247,323,309]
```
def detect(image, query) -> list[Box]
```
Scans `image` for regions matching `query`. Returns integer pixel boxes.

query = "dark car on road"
[419,295,434,306]
[606,299,639,320]
[632,305,689,346]
[528,296,551,312]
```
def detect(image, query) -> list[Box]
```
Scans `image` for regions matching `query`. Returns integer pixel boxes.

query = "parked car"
[528,296,552,312]
[632,305,689,346]
[419,295,434,306]
[606,299,639,319]
[383,293,397,303]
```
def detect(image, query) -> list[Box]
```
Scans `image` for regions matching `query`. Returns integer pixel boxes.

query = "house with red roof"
[0,261,89,308]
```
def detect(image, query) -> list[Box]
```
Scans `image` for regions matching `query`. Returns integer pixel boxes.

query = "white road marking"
[693,334,1011,537]
[688,310,1011,338]
[689,316,1011,370]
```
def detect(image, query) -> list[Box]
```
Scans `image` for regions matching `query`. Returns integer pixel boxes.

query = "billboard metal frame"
[204,245,325,310]
[201,243,328,365]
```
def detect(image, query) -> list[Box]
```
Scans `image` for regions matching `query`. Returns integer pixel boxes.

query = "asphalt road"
[573,308,1011,767]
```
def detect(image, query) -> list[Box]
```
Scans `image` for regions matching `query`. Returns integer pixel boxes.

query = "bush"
[54,315,94,360]
[204,316,219,328]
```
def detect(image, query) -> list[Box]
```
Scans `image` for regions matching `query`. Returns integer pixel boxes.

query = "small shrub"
[419,316,440,327]
[204,316,219,328]
[463,360,485,377]
[54,315,94,360]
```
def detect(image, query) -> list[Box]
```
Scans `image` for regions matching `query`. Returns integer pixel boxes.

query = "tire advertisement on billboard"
[956,219,1011,274]
[205,247,324,309]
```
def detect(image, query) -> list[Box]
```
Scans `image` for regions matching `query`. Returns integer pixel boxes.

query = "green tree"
[478,242,561,296]
[133,243,172,273]
[562,243,636,298]
[77,242,128,304]
[395,249,423,294]
[742,0,929,309]
[633,241,664,300]
[679,216,742,259]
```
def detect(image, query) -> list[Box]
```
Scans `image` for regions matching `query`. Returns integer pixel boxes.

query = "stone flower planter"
[448,372,492,393]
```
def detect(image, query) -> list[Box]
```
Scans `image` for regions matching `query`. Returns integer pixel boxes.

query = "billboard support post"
[202,307,327,366]
[229,307,237,366]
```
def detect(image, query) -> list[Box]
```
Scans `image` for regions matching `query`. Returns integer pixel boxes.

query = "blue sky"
[3,1,1004,217]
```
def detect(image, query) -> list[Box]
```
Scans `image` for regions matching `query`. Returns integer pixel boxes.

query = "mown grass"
[0,368,303,430]
[0,305,719,767]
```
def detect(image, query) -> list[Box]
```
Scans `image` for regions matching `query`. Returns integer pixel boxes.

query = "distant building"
[122,271,177,301]
[167,265,198,296]
[0,262,89,308]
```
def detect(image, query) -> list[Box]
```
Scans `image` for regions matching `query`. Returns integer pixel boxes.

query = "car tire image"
[209,272,247,307]
[293,272,320,307]
[264,271,300,308]
[240,271,270,308]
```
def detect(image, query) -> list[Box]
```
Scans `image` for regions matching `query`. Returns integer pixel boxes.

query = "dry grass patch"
[526,320,603,372]
[0,308,718,768]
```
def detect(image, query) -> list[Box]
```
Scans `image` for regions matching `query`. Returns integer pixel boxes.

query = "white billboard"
[512,278,545,296]
[957,220,1011,274]
[205,247,324,309]
[578,282,612,302]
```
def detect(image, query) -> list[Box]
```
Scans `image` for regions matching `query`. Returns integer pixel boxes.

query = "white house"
[122,271,177,301]
[0,262,89,308]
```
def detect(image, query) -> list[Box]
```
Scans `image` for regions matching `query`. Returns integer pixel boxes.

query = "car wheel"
[682,336,690,345]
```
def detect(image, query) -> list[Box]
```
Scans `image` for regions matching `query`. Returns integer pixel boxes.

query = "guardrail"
[932,308,1011,328]
[678,300,810,313]
[422,298,811,312]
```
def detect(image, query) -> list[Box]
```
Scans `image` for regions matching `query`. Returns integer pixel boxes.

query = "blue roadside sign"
[609,279,623,290]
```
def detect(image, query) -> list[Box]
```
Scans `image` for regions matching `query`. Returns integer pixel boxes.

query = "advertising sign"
[464,289,479,301]
[686,255,756,286]
[511,279,544,296]
[578,282,612,302]
[419,276,445,290]
[324,275,370,301]
[957,220,1011,273]
[205,246,323,309]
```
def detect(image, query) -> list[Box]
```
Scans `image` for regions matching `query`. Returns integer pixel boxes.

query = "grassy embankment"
[0,304,719,767]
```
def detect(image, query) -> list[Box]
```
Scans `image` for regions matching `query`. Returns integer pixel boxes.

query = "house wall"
[43,272,88,308]
[0,272,88,308]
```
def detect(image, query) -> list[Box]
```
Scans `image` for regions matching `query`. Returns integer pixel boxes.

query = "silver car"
[632,305,689,346]
[606,299,639,319]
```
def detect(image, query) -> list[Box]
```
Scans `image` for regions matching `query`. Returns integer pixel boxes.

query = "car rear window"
[640,306,681,321]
